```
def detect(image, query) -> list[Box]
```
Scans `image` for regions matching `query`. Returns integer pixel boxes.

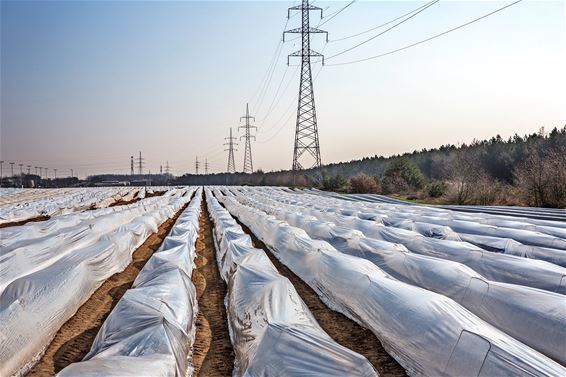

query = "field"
[0,186,565,377]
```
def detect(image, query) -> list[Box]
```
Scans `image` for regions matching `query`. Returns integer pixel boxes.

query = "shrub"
[382,172,409,194]
[349,173,381,194]
[322,173,348,191]
[426,181,447,198]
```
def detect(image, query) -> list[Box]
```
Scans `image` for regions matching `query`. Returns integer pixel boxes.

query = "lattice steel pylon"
[224,127,238,173]
[239,103,256,173]
[284,0,328,171]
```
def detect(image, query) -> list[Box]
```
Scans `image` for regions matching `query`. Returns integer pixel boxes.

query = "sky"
[1,0,565,178]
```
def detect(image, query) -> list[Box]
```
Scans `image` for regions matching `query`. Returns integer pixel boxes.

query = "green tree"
[384,157,425,190]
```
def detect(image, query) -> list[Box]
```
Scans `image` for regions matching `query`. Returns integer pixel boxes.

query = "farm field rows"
[0,186,565,376]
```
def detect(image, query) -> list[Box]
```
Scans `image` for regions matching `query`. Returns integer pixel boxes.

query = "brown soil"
[108,197,139,207]
[230,212,407,377]
[191,196,235,377]
[0,215,50,228]
[26,202,189,376]
[145,190,166,198]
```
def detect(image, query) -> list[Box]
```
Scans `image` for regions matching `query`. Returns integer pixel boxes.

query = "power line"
[257,65,300,134]
[318,0,357,27]
[249,1,299,112]
[326,0,439,61]
[330,0,439,43]
[258,65,324,144]
[327,0,523,66]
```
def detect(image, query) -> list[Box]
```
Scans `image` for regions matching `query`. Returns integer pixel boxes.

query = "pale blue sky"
[1,0,564,177]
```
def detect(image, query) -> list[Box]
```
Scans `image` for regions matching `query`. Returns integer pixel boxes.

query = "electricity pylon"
[195,156,200,174]
[224,127,238,173]
[130,156,134,175]
[136,151,144,175]
[204,159,209,174]
[239,103,256,173]
[284,0,327,171]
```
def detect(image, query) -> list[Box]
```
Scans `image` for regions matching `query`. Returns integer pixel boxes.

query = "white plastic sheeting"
[248,188,566,293]
[205,190,378,377]
[0,191,193,377]
[0,187,142,225]
[229,190,566,364]
[58,188,201,377]
[216,191,566,377]
[0,192,188,295]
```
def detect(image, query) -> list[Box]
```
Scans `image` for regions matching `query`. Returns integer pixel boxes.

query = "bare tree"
[515,147,566,208]
[448,149,483,204]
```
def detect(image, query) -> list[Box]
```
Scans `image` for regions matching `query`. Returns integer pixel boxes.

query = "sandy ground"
[26,203,189,376]
[232,213,408,377]
[191,197,235,377]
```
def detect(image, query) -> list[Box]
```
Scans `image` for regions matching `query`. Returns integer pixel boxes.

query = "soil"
[26,203,189,376]
[145,190,166,198]
[229,210,407,377]
[0,215,51,228]
[191,196,235,377]
[108,197,139,207]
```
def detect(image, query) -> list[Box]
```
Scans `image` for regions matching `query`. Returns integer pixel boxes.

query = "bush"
[384,157,425,190]
[426,181,447,198]
[322,173,347,191]
[349,173,381,194]
[382,172,409,194]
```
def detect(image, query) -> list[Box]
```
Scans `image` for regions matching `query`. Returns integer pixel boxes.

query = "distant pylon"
[204,159,209,174]
[224,127,238,173]
[284,0,327,171]
[130,156,134,175]
[239,103,256,173]
[136,151,144,175]
[160,165,163,174]
[195,156,200,174]
[165,161,171,175]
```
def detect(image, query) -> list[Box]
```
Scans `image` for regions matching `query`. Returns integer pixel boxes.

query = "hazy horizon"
[2,0,565,178]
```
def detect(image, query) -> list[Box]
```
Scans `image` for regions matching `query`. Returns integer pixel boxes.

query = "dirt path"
[231,213,407,377]
[27,203,189,376]
[191,197,235,377]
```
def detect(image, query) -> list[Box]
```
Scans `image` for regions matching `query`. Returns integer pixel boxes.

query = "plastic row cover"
[0,187,140,225]
[299,189,566,250]
[0,192,182,251]
[0,195,191,377]
[0,193,193,296]
[205,189,378,377]
[58,188,201,377]
[231,190,566,364]
[216,192,566,377]
[303,188,566,230]
[254,188,566,292]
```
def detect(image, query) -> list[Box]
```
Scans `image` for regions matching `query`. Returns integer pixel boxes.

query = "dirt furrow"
[27,203,189,376]
[228,209,407,377]
[191,196,235,377]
